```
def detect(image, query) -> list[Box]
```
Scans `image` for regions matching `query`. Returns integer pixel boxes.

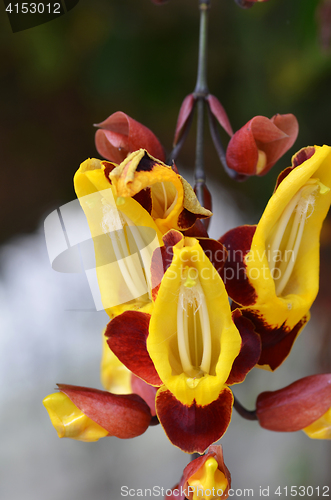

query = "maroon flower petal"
[182,445,231,499]
[156,386,234,454]
[174,94,196,145]
[105,311,163,386]
[131,374,158,417]
[274,146,316,192]
[256,374,331,432]
[219,225,257,306]
[95,111,165,163]
[226,309,261,385]
[243,310,309,371]
[151,230,183,300]
[207,95,233,137]
[182,219,209,238]
[58,384,152,439]
[226,114,298,176]
[198,238,228,275]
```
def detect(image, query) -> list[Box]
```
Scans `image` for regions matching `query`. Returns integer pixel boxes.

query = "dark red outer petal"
[133,187,153,214]
[151,230,183,300]
[105,311,163,386]
[207,95,233,137]
[182,219,209,238]
[95,112,165,162]
[156,387,233,454]
[58,384,152,439]
[131,374,157,416]
[225,123,259,175]
[255,114,299,176]
[243,309,308,371]
[182,445,231,499]
[174,94,196,145]
[177,207,210,230]
[274,147,315,192]
[198,238,228,275]
[219,225,257,306]
[256,374,331,432]
[226,309,261,385]
[95,129,129,163]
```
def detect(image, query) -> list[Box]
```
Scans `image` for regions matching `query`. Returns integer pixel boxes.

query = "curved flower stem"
[233,395,258,421]
[194,0,211,207]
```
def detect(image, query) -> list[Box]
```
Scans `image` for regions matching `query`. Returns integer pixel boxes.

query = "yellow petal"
[74,158,163,317]
[100,329,132,394]
[245,145,331,330]
[147,236,241,407]
[303,408,331,439]
[43,392,108,442]
[188,457,228,500]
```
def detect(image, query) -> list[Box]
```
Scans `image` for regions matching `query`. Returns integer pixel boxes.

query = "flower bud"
[167,446,231,500]
[95,111,165,163]
[256,374,331,433]
[226,114,298,176]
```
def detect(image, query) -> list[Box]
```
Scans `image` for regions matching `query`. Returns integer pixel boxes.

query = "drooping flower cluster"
[43,112,331,497]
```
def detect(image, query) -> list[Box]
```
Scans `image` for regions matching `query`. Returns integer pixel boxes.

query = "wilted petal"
[107,149,211,234]
[156,386,233,454]
[256,374,331,432]
[95,111,165,163]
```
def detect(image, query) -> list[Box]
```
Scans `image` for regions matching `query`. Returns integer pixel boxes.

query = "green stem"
[194,0,210,207]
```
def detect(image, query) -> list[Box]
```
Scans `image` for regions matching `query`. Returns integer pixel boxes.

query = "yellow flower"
[147,234,241,408]
[221,145,331,370]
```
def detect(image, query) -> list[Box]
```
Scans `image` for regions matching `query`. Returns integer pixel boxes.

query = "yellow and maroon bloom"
[43,385,153,442]
[220,145,331,370]
[256,374,331,439]
[74,150,211,317]
[226,114,298,176]
[166,445,231,500]
[95,111,165,164]
[106,149,212,234]
[106,230,261,454]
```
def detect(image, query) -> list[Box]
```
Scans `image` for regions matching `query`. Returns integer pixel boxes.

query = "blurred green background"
[1,0,331,242]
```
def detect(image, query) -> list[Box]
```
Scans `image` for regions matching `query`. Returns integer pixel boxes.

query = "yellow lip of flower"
[244,145,331,333]
[147,235,241,407]
[303,407,331,439]
[43,392,109,442]
[74,158,162,317]
[187,457,228,500]
[106,149,212,234]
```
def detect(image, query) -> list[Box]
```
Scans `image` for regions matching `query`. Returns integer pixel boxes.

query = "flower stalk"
[194,0,211,207]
